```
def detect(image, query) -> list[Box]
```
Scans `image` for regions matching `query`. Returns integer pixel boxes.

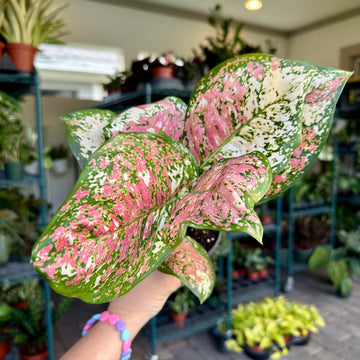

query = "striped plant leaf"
[62,97,187,169]
[159,236,215,303]
[103,96,187,141]
[168,151,272,243]
[32,132,197,303]
[264,66,352,199]
[183,54,316,174]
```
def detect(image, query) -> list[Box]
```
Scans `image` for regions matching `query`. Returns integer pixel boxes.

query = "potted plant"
[4,279,71,360]
[0,0,68,72]
[31,54,350,308]
[0,279,39,309]
[168,287,195,328]
[0,91,25,180]
[0,302,13,360]
[49,143,69,174]
[232,243,248,279]
[0,217,23,266]
[225,297,325,359]
[309,229,360,297]
[244,248,274,280]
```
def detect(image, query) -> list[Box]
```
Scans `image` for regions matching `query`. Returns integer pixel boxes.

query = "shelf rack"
[0,71,53,360]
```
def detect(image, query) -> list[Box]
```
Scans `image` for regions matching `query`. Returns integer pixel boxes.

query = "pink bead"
[122,339,131,351]
[108,314,119,325]
[99,311,109,322]
[83,324,92,331]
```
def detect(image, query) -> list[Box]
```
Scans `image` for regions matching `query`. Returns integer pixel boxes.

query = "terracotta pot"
[13,301,29,309]
[152,66,174,79]
[0,340,10,360]
[258,268,269,279]
[5,43,38,72]
[0,41,4,61]
[247,271,260,281]
[20,349,49,360]
[170,312,187,329]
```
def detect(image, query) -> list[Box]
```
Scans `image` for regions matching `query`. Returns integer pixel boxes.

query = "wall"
[56,0,288,67]
[288,15,360,68]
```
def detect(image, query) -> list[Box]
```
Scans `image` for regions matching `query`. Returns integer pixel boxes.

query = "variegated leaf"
[264,66,352,199]
[167,151,272,243]
[32,132,197,303]
[62,97,187,169]
[159,236,215,303]
[61,109,117,168]
[183,53,315,174]
[103,96,187,141]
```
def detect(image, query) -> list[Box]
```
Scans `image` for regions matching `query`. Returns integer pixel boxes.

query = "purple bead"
[121,349,132,357]
[116,320,126,332]
[87,317,97,325]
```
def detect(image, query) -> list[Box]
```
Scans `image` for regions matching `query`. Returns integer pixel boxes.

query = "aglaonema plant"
[31,53,351,304]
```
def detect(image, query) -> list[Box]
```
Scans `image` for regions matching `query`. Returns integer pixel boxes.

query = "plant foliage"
[31,54,351,304]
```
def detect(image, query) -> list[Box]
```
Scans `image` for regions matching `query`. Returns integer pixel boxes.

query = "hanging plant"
[31,53,351,304]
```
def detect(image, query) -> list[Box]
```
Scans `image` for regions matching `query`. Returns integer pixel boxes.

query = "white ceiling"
[125,0,360,33]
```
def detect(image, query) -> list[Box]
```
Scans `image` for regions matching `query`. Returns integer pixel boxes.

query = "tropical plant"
[31,53,350,306]
[194,4,264,71]
[244,248,274,273]
[225,296,325,358]
[3,279,71,356]
[0,279,38,305]
[168,287,195,315]
[0,217,23,265]
[309,230,360,297]
[0,0,68,46]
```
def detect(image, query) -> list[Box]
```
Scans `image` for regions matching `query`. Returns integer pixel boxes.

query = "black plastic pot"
[243,345,272,360]
[290,333,311,346]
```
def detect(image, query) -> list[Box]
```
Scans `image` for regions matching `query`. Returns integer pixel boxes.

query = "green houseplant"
[309,230,360,297]
[31,53,351,306]
[0,0,68,71]
[168,287,195,328]
[244,248,274,280]
[3,279,71,359]
[225,296,325,359]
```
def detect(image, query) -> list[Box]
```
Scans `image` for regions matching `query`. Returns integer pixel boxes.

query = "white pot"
[52,158,69,174]
[24,160,39,176]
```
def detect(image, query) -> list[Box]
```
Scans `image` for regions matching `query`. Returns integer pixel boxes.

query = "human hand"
[108,270,182,339]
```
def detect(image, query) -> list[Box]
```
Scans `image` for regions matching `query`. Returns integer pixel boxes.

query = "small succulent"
[31,54,351,304]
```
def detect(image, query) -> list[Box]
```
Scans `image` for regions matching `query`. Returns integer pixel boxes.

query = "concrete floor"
[53,269,360,360]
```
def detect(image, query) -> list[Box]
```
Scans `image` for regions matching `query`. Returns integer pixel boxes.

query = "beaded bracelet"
[82,311,132,360]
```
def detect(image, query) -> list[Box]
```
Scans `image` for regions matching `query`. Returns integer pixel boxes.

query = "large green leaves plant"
[32,54,351,304]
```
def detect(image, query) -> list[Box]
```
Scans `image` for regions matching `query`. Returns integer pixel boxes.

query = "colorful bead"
[122,339,131,351]
[121,329,130,341]
[116,320,126,332]
[82,311,132,359]
[99,311,109,322]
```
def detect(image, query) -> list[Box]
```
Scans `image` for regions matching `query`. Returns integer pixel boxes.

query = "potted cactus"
[31,53,350,307]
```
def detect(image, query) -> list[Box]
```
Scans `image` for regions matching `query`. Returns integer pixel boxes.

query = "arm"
[60,270,181,360]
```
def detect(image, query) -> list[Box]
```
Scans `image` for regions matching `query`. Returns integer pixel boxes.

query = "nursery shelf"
[0,261,38,286]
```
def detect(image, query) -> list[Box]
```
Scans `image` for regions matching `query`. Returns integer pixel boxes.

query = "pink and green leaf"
[183,54,315,174]
[62,97,187,169]
[264,65,352,199]
[32,132,197,303]
[61,109,117,168]
[159,236,215,303]
[168,151,272,243]
[103,96,187,141]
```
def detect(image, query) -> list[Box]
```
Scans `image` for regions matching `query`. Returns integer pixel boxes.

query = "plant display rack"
[0,71,53,360]
[284,101,359,292]
[95,86,284,359]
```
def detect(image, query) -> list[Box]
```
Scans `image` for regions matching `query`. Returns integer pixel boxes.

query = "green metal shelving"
[0,71,53,360]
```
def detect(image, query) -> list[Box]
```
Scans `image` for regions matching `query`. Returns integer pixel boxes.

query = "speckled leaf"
[32,132,197,303]
[103,96,187,141]
[159,236,215,303]
[168,151,272,243]
[61,109,117,168]
[264,66,352,199]
[183,53,315,174]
